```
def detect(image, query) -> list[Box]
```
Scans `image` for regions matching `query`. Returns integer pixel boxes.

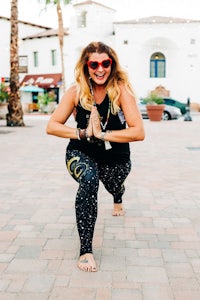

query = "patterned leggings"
[66,149,131,256]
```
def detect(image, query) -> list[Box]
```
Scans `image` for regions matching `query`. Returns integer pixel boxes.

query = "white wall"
[20,36,61,77]
[113,21,200,103]
[0,19,10,78]
[1,2,200,104]
[0,17,50,80]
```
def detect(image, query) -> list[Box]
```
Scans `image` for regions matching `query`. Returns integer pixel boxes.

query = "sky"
[0,0,199,28]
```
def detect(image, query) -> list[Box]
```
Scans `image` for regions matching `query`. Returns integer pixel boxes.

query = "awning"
[20,73,62,88]
[19,86,44,92]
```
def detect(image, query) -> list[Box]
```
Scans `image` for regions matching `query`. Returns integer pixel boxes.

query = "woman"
[46,41,145,272]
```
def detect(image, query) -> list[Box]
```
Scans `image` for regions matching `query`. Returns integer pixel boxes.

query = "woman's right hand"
[91,106,102,139]
[86,113,93,138]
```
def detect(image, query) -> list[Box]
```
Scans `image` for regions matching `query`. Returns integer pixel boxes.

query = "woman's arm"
[91,84,145,143]
[46,85,79,139]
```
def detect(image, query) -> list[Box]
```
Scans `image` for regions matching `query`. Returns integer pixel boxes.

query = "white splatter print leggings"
[66,149,131,256]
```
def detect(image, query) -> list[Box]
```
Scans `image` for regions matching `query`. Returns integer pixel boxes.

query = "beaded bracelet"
[76,128,87,140]
[76,128,81,140]
[99,131,107,141]
[86,129,90,141]
[79,129,86,140]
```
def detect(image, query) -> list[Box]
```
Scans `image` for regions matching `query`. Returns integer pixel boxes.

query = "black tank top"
[67,95,130,164]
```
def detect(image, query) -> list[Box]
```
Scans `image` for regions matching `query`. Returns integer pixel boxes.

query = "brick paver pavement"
[0,113,200,300]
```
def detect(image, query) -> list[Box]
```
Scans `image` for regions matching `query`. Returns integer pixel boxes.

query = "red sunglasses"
[87,58,112,70]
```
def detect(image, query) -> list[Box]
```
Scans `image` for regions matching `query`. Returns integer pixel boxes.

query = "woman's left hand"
[86,113,93,138]
[91,106,101,138]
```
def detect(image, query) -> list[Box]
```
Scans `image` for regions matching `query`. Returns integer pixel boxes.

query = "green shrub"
[0,83,9,103]
[143,93,164,105]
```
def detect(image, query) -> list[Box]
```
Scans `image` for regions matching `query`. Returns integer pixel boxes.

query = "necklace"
[89,79,111,131]
[89,79,112,150]
[100,99,111,131]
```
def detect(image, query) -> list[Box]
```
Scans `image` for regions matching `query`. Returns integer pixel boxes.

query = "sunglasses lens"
[102,59,111,68]
[88,61,98,69]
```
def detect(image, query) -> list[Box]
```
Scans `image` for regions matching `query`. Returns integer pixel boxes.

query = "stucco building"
[1,0,200,107]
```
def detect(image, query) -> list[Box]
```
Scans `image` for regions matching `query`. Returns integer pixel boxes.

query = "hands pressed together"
[87,105,102,139]
[76,105,108,142]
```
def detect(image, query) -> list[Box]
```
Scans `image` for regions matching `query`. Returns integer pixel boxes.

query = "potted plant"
[38,91,57,114]
[143,93,165,121]
[0,83,9,119]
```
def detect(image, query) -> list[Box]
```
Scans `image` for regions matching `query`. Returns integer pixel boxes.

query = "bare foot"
[77,253,97,272]
[112,203,125,216]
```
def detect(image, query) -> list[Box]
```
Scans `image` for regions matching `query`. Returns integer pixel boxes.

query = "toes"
[112,209,125,216]
[78,263,90,272]
[77,254,97,272]
[112,204,125,216]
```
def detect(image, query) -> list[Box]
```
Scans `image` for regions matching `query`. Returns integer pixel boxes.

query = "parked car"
[140,97,187,115]
[163,98,187,115]
[138,101,182,120]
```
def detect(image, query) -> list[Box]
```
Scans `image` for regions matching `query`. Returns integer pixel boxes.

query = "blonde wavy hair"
[75,41,135,115]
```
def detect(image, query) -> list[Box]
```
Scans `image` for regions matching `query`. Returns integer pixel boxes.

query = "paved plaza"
[0,113,200,300]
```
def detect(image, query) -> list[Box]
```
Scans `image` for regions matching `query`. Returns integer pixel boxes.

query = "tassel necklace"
[100,98,111,131]
[89,79,112,150]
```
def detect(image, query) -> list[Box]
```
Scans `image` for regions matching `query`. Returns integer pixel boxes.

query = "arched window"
[150,52,166,78]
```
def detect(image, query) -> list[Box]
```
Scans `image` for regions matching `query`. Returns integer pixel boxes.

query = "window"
[150,52,165,78]
[77,11,87,28]
[51,49,57,66]
[33,51,38,67]
[19,56,28,73]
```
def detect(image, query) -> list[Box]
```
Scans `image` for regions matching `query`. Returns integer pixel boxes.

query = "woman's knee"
[80,166,99,187]
[66,150,99,186]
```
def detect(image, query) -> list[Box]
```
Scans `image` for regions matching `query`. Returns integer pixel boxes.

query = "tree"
[7,0,25,127]
[40,0,72,92]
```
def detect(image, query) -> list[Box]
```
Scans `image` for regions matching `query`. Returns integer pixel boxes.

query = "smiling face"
[87,52,112,86]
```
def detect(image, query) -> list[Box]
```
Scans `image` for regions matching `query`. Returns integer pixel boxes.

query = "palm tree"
[40,0,72,92]
[7,0,25,127]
